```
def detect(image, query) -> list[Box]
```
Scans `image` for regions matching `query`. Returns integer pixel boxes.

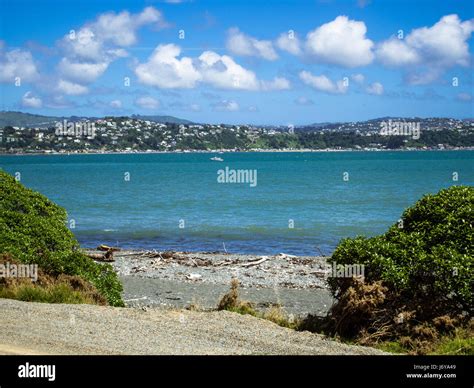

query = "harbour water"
[1,150,472,255]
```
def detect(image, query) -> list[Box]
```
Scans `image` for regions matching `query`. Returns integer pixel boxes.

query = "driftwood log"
[86,248,115,262]
[237,256,269,267]
[97,244,121,252]
[88,248,272,267]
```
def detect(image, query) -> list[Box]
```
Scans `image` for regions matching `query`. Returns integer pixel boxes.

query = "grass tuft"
[217,279,299,329]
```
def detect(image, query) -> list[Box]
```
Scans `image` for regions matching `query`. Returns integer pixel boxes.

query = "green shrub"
[329,185,474,315]
[375,328,474,355]
[0,170,124,306]
[429,328,474,355]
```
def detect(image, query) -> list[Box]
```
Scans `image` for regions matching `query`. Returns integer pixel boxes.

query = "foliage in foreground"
[0,170,123,306]
[319,185,474,353]
[0,255,107,305]
[376,327,474,355]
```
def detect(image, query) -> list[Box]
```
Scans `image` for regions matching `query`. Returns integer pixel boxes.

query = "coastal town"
[0,112,473,153]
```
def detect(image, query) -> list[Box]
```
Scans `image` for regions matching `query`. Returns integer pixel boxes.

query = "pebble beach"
[91,249,336,317]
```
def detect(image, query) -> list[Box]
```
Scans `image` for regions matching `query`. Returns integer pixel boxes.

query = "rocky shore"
[86,249,336,317]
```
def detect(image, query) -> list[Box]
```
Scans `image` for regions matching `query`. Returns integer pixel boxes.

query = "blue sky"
[0,0,473,124]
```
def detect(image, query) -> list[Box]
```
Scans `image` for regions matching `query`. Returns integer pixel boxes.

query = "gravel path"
[0,299,385,355]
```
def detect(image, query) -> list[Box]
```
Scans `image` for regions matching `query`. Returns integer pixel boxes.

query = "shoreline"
[94,249,335,317]
[1,147,473,156]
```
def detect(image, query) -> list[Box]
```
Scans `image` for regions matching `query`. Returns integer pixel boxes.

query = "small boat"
[210,156,224,161]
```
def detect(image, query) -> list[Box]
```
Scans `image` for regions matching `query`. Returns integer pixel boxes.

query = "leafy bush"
[0,170,124,306]
[320,186,473,353]
[329,185,473,314]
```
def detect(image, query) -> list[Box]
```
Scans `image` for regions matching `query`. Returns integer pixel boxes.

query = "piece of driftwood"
[86,253,105,260]
[237,256,269,267]
[185,273,202,280]
[95,249,271,268]
[97,244,121,252]
[215,260,238,267]
[87,249,115,262]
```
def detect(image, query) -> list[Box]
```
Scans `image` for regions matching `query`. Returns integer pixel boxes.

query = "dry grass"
[217,278,241,310]
[0,256,107,305]
[217,279,298,328]
[302,277,474,355]
[262,305,298,329]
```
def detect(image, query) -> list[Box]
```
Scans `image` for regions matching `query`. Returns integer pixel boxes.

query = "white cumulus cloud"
[226,28,278,60]
[56,7,169,93]
[299,71,348,94]
[305,16,374,67]
[135,44,201,88]
[135,44,289,91]
[260,77,291,91]
[276,31,302,55]
[376,38,420,67]
[57,79,89,95]
[57,58,109,84]
[197,50,259,89]
[376,15,474,84]
[93,7,168,47]
[21,91,42,108]
[61,6,168,61]
[0,49,38,83]
[366,82,384,95]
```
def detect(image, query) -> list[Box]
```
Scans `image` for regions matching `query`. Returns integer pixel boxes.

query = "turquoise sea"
[1,151,473,255]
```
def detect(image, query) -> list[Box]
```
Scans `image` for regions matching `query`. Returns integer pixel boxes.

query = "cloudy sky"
[0,0,473,124]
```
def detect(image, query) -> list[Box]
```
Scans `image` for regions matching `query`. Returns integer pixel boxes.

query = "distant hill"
[305,122,339,128]
[0,111,65,128]
[1,111,471,129]
[0,111,193,127]
[131,114,193,125]
[300,117,474,133]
